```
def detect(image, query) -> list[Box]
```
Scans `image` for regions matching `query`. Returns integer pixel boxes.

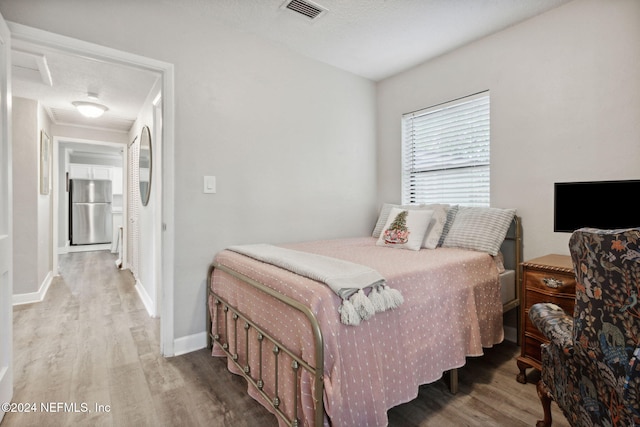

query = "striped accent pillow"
[372,203,399,238]
[442,206,516,256]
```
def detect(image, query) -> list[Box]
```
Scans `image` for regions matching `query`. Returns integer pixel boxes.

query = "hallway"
[3,251,274,427]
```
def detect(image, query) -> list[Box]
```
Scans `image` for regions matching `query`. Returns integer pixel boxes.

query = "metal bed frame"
[207,215,522,427]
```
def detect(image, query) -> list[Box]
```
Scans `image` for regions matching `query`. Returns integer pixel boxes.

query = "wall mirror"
[139,125,152,206]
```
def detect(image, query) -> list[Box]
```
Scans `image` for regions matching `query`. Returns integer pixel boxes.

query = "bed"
[208,205,521,427]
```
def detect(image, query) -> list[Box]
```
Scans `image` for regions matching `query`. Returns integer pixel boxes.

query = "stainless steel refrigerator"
[70,179,113,245]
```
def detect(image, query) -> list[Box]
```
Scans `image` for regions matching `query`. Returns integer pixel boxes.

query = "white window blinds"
[402,92,490,206]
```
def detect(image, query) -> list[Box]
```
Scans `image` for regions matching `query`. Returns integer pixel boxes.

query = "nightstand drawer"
[525,288,575,314]
[524,269,576,295]
[517,254,575,384]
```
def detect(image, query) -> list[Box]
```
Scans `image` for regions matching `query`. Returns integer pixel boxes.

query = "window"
[402,92,490,207]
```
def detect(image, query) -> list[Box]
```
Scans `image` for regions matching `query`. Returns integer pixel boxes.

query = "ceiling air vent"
[282,0,327,20]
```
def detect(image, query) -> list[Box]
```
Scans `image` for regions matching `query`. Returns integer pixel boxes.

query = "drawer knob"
[543,277,564,288]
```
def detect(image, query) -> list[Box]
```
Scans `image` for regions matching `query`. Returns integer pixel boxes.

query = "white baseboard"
[134,279,157,317]
[58,241,70,255]
[504,325,518,343]
[67,243,111,253]
[173,332,208,356]
[13,271,54,306]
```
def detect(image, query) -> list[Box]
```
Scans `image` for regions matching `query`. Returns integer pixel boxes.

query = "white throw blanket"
[228,244,404,325]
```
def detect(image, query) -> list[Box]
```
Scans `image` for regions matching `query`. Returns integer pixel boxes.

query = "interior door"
[0,10,13,420]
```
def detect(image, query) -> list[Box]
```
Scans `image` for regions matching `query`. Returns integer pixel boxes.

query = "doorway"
[56,138,125,257]
[9,22,176,356]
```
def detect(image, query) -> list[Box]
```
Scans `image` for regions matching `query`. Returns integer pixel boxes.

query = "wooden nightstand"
[516,254,576,384]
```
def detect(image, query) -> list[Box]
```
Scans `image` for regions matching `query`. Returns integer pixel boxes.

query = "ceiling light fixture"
[72,101,108,118]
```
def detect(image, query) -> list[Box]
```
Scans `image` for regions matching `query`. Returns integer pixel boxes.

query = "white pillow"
[373,203,449,242]
[376,208,433,251]
[442,206,516,256]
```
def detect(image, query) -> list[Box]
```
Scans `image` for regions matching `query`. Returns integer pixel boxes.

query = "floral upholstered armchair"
[529,228,640,427]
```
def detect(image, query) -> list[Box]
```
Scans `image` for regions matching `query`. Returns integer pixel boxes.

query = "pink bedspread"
[209,237,504,427]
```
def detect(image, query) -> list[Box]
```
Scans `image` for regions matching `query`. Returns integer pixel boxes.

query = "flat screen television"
[554,179,640,232]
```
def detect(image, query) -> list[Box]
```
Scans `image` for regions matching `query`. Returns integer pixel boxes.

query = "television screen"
[554,180,640,232]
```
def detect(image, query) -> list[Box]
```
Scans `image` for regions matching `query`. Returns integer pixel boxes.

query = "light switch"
[204,176,216,194]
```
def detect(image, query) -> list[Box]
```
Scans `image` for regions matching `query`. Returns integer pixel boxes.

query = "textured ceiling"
[204,0,573,81]
[11,37,160,134]
[9,0,572,134]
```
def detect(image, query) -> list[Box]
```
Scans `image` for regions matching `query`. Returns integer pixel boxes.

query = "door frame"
[8,22,177,356]
[0,10,12,419]
[53,137,126,264]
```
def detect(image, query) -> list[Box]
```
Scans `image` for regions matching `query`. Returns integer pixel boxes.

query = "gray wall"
[376,0,640,260]
[0,1,378,341]
[12,97,52,295]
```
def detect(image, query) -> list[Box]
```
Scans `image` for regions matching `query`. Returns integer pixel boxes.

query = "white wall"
[376,0,640,260]
[12,97,52,296]
[37,101,52,287]
[12,97,38,295]
[0,1,378,342]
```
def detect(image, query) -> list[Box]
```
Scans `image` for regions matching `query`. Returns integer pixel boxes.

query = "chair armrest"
[624,347,640,416]
[529,302,574,356]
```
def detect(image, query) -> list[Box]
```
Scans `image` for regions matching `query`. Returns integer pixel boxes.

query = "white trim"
[58,240,70,255]
[173,332,207,356]
[134,278,157,318]
[7,22,169,73]
[152,97,163,323]
[0,10,13,413]
[160,63,176,357]
[66,244,111,253]
[8,22,176,357]
[12,271,53,306]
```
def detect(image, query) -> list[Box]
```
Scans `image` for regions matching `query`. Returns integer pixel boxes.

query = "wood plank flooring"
[2,251,570,427]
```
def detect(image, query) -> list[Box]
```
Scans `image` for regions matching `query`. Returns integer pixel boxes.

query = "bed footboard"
[208,262,324,427]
